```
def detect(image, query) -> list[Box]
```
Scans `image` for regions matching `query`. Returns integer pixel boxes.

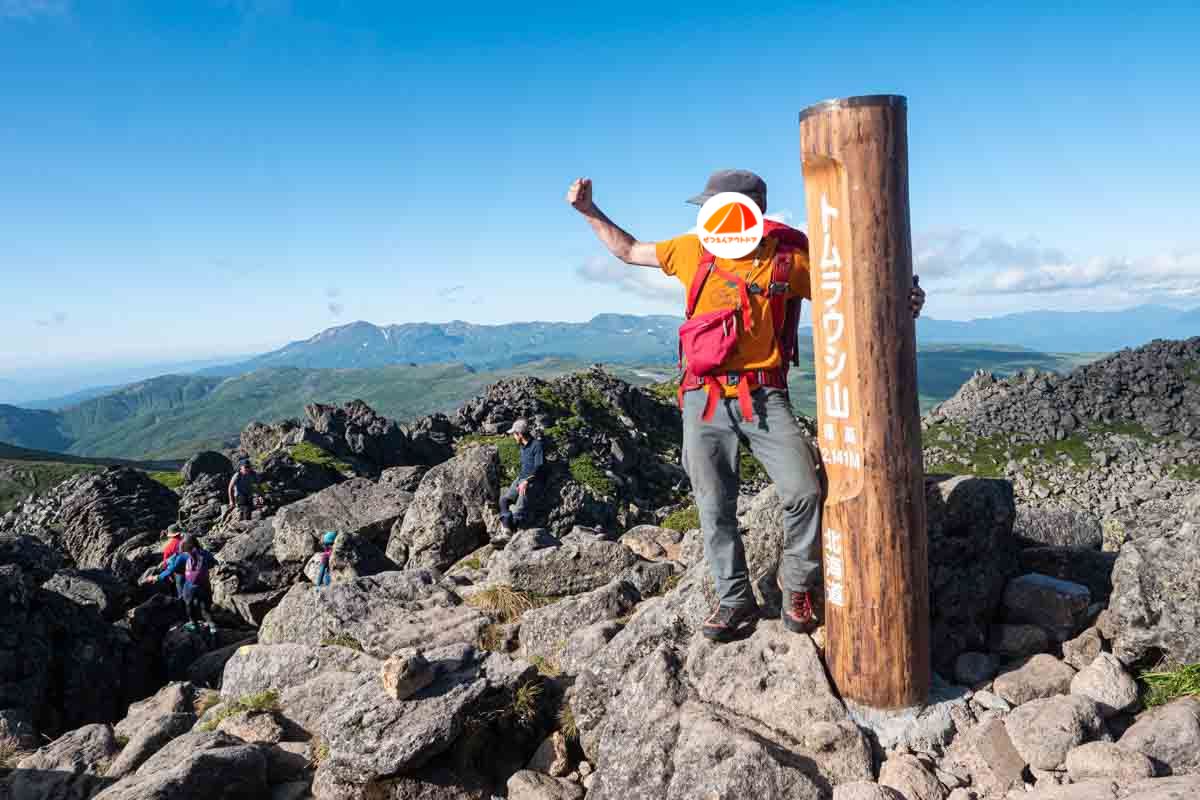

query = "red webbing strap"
[769,244,790,342]
[736,378,755,422]
[702,377,721,421]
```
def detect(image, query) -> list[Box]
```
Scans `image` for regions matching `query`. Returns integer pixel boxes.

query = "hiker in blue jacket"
[143,534,218,634]
[316,531,336,587]
[499,419,544,532]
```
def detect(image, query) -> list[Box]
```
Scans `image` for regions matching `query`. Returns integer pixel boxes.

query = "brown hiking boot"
[701,602,760,642]
[782,589,819,634]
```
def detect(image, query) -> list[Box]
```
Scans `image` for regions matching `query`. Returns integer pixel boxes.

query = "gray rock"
[216,710,285,743]
[183,451,234,484]
[1003,573,1092,641]
[1026,782,1119,799]
[187,636,257,689]
[302,531,397,583]
[385,447,500,570]
[273,474,417,565]
[1071,653,1139,717]
[487,528,640,597]
[1108,518,1200,667]
[945,718,1026,798]
[1005,694,1106,770]
[955,651,997,685]
[42,568,128,620]
[92,739,268,800]
[114,681,195,739]
[833,785,906,800]
[990,623,1050,659]
[1065,741,1155,783]
[557,620,623,676]
[1020,546,1118,601]
[380,648,435,700]
[106,711,196,779]
[972,690,1011,713]
[1064,627,1105,671]
[264,741,311,784]
[878,753,949,800]
[926,476,1021,672]
[1015,506,1103,549]
[10,723,119,800]
[619,525,683,562]
[258,569,487,659]
[507,770,585,800]
[526,730,571,777]
[993,654,1077,706]
[1120,696,1200,775]
[1119,776,1200,798]
[520,579,640,666]
[0,532,64,584]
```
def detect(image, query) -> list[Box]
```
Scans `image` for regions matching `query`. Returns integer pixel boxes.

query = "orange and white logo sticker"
[696,191,764,259]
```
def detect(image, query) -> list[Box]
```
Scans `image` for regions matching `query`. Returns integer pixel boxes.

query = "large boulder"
[302,531,397,584]
[1004,694,1106,770]
[519,578,641,666]
[0,532,64,584]
[182,451,234,484]
[925,475,1021,672]
[273,471,419,565]
[1,468,178,579]
[105,711,196,779]
[303,399,424,471]
[486,528,640,597]
[1070,653,1139,718]
[176,472,230,535]
[1108,514,1200,667]
[1119,697,1200,776]
[42,568,129,620]
[9,723,119,800]
[258,570,488,658]
[993,654,1077,706]
[386,446,501,570]
[212,521,302,626]
[1003,573,1092,642]
[91,733,269,800]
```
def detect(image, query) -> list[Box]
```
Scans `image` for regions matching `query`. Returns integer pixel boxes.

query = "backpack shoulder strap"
[765,231,809,368]
[686,250,717,319]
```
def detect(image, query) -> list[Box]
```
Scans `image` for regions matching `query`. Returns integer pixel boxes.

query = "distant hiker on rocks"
[567,170,925,642]
[499,419,544,533]
[228,460,258,522]
[316,530,336,587]
[144,534,218,634]
[160,529,185,596]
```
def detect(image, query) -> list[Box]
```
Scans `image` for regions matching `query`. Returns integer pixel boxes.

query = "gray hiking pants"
[500,479,531,526]
[682,387,823,608]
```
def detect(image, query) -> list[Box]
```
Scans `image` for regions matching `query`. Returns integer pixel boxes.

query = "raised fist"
[566,177,594,214]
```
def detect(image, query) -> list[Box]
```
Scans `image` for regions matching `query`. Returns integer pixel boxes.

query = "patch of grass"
[0,736,30,770]
[114,733,129,749]
[662,505,700,532]
[1140,663,1200,708]
[457,434,521,483]
[535,385,572,416]
[558,703,578,740]
[647,379,680,405]
[1184,360,1200,384]
[529,655,562,678]
[289,441,354,474]
[465,585,553,623]
[568,454,615,497]
[739,446,768,483]
[1013,435,1093,468]
[197,690,280,732]
[663,573,682,594]
[511,680,543,728]
[193,689,221,716]
[478,623,506,652]
[461,556,483,571]
[309,735,330,767]
[1090,421,1154,441]
[147,470,184,490]
[1171,463,1200,482]
[321,633,364,652]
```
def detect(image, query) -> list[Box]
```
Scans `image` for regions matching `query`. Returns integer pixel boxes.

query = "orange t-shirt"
[657,233,811,395]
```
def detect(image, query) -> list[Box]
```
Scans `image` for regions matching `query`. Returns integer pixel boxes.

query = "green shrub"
[663,505,700,532]
[290,442,354,473]
[147,470,184,490]
[558,703,578,740]
[569,454,614,496]
[648,379,681,405]
[529,655,562,678]
[1171,463,1200,482]
[511,680,543,728]
[458,434,522,483]
[1140,663,1200,708]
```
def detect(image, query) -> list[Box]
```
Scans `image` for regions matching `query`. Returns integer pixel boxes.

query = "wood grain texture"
[799,95,930,709]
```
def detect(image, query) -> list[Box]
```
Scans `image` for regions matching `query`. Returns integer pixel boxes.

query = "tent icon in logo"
[703,201,759,234]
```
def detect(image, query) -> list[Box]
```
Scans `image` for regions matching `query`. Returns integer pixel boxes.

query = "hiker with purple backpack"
[143,534,218,634]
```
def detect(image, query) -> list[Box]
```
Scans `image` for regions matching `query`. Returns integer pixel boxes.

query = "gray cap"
[687,169,767,206]
[508,419,530,435]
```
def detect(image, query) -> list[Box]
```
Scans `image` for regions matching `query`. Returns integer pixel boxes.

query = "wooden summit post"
[798,95,930,709]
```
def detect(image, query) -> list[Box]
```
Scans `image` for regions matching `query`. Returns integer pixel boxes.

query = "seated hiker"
[144,534,218,634]
[227,459,258,522]
[316,531,336,587]
[499,419,544,532]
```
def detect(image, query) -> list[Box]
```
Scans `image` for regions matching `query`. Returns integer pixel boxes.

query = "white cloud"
[0,0,67,19]
[576,256,680,302]
[915,229,1200,301]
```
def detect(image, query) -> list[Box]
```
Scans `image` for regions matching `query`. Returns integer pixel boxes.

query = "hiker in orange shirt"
[567,170,925,642]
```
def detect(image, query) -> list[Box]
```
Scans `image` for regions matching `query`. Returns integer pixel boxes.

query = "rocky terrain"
[0,342,1197,800]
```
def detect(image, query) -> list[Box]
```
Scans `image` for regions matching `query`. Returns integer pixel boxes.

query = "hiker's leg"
[740,389,823,592]
[198,590,216,625]
[682,390,752,608]
[499,480,520,518]
[511,483,532,527]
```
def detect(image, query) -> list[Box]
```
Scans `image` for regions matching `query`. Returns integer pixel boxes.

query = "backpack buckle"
[747,283,764,295]
[726,373,740,386]
[768,282,789,295]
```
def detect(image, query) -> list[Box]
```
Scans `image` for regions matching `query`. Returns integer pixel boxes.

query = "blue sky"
[2,0,1198,374]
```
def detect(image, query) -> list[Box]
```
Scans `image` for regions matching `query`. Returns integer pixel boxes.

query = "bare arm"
[566,178,660,268]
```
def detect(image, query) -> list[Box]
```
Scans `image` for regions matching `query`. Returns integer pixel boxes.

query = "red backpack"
[677,219,808,422]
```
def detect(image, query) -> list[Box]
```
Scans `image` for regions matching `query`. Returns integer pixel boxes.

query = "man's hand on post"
[566,177,594,215]
[910,277,926,319]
